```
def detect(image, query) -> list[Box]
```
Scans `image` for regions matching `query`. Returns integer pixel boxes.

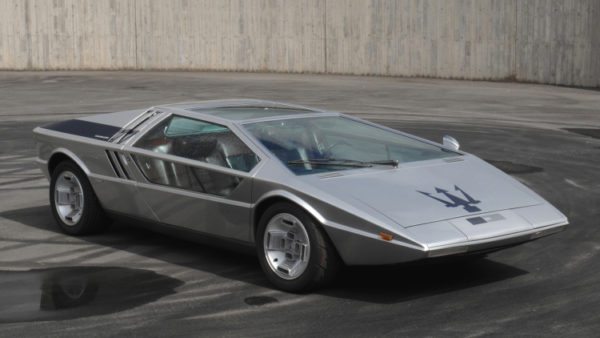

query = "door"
[126,114,260,242]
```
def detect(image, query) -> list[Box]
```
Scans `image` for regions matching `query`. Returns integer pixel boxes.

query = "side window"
[133,154,242,197]
[135,115,259,172]
[132,115,259,197]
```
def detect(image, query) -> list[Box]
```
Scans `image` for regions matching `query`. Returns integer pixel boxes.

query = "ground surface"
[0,72,599,337]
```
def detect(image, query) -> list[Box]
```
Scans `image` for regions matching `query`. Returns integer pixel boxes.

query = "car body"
[33,99,568,291]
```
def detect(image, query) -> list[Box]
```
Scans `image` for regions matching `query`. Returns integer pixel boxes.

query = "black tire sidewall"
[256,202,331,292]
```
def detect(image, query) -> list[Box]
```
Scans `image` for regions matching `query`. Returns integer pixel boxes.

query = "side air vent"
[105,150,120,177]
[105,150,131,179]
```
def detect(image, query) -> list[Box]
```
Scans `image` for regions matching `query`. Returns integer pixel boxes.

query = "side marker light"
[379,232,393,241]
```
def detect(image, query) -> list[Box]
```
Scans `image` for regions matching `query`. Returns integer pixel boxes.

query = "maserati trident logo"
[418,185,481,213]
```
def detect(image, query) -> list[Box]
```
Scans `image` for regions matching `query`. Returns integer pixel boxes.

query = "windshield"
[244,116,459,175]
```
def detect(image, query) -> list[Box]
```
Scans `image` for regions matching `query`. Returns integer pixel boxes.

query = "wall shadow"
[0,266,183,323]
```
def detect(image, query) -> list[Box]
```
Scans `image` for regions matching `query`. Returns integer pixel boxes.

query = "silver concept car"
[33,99,568,291]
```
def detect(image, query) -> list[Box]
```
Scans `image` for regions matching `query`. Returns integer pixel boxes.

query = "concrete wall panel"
[325,0,518,79]
[516,0,600,87]
[135,0,325,72]
[0,0,30,69]
[73,0,137,69]
[0,0,597,87]
[27,0,76,69]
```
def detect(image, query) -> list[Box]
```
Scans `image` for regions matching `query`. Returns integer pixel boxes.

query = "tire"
[49,161,109,235]
[256,202,341,292]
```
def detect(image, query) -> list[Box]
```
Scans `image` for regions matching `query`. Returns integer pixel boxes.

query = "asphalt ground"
[0,72,599,337]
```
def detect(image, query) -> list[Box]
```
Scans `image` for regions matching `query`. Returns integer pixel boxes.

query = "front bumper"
[426,221,566,257]
[324,220,566,266]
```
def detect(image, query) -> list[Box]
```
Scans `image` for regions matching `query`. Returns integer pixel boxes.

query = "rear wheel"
[256,202,341,292]
[49,161,109,235]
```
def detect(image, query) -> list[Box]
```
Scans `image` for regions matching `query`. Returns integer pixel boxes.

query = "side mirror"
[443,135,460,151]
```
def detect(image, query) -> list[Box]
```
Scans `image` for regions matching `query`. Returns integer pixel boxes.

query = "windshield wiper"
[288,158,371,168]
[288,158,399,168]
[368,159,399,167]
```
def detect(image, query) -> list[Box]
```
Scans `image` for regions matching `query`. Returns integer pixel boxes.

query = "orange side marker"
[379,232,393,241]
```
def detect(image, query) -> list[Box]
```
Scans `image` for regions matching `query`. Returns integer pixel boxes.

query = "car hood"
[303,156,544,228]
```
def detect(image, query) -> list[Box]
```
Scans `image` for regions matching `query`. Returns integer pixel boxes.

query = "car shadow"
[323,258,526,304]
[1,205,528,304]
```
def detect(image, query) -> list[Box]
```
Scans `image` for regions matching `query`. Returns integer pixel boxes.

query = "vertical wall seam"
[513,0,518,79]
[134,0,138,69]
[71,0,76,68]
[323,0,327,73]
[24,0,32,69]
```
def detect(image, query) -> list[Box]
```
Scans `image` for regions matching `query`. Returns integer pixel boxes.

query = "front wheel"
[49,161,109,235]
[256,202,341,292]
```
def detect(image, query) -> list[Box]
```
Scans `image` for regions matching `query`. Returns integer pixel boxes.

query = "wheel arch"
[48,148,90,176]
[251,190,327,243]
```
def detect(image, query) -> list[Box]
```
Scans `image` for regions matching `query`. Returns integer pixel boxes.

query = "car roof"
[155,99,334,124]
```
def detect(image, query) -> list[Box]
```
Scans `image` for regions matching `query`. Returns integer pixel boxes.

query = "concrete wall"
[0,0,598,87]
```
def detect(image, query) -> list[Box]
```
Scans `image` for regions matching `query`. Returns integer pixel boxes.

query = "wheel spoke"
[276,261,294,276]
[55,189,72,205]
[73,191,83,208]
[65,209,80,221]
[294,241,310,262]
[280,217,295,227]
[265,230,288,251]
